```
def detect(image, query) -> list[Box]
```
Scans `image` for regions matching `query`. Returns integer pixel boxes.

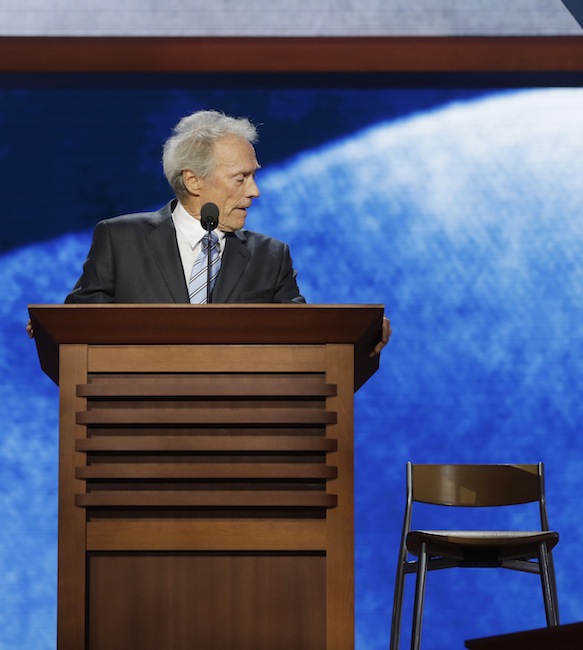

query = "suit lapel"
[212,230,250,303]
[147,202,190,303]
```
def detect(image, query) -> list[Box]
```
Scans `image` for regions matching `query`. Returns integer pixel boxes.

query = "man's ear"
[182,169,202,195]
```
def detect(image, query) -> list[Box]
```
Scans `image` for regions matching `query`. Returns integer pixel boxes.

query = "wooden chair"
[389,463,560,650]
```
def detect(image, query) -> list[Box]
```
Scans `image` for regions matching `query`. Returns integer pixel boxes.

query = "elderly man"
[65,110,303,305]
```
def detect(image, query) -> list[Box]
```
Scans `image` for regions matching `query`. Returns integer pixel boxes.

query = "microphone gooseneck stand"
[200,202,220,304]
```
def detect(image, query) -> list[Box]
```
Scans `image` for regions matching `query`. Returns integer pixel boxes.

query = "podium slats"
[75,370,339,517]
[76,408,337,425]
[75,490,338,508]
[77,374,337,397]
[75,435,337,452]
[76,462,338,480]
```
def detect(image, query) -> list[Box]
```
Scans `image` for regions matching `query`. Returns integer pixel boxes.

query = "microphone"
[200,202,220,303]
[200,202,219,231]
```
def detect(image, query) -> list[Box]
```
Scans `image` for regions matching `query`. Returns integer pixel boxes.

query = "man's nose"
[248,178,260,198]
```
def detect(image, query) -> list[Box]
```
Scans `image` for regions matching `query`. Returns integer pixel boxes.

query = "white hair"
[162,110,258,200]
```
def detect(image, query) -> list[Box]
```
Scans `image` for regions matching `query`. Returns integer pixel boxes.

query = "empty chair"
[390,463,559,650]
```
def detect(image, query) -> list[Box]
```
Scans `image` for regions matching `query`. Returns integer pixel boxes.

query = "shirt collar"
[172,201,225,248]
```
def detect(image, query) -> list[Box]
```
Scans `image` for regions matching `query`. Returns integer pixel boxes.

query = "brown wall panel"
[2,36,583,73]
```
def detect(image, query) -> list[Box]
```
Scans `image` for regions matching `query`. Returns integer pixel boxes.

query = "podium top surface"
[29,303,384,389]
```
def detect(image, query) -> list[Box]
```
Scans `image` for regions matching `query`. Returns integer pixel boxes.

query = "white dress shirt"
[172,201,226,285]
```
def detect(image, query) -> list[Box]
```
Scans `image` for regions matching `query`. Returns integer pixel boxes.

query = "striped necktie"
[189,232,221,304]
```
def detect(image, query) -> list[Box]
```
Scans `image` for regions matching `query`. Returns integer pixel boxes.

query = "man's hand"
[371,315,392,356]
[26,320,35,339]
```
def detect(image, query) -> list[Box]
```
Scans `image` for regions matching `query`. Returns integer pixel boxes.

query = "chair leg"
[390,560,407,650]
[411,543,428,650]
[548,550,560,625]
[538,542,560,627]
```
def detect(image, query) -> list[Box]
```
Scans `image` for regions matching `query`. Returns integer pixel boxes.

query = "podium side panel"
[58,344,89,650]
[325,344,355,650]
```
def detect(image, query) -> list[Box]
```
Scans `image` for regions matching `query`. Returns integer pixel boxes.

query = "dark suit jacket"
[65,201,305,304]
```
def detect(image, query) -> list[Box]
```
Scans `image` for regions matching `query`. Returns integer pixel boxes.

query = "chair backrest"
[410,463,544,508]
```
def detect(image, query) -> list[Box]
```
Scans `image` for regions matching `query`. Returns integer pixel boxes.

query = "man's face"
[196,134,261,232]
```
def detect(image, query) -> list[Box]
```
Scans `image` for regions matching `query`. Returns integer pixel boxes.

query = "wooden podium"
[29,304,383,650]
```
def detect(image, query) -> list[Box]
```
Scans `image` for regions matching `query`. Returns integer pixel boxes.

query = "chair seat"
[407,530,559,560]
